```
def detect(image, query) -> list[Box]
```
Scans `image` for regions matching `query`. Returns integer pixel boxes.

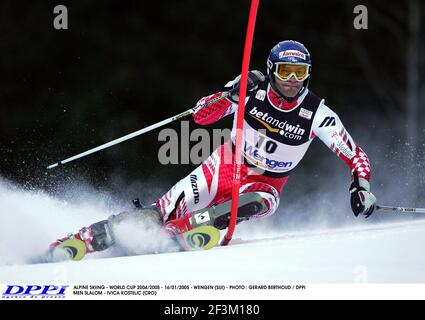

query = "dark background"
[1,0,424,223]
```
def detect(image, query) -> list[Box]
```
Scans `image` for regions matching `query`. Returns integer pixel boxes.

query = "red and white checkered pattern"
[193,92,235,125]
[351,146,371,180]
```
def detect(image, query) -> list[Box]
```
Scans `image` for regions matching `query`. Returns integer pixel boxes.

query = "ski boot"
[165,192,267,250]
[48,201,163,262]
[48,220,114,262]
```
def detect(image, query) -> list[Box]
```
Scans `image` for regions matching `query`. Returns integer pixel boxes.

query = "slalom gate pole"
[221,0,260,246]
[47,89,238,170]
[376,205,425,214]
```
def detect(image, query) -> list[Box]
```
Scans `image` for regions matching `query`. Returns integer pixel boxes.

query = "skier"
[50,40,376,260]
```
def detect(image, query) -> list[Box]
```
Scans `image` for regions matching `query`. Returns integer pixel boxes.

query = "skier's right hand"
[230,70,265,101]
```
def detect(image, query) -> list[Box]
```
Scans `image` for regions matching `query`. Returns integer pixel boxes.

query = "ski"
[47,238,88,262]
[176,225,221,251]
[33,225,220,264]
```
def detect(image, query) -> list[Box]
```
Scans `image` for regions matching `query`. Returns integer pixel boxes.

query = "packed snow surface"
[1,178,425,284]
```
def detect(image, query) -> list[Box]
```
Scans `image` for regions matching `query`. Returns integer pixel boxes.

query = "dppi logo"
[2,285,68,299]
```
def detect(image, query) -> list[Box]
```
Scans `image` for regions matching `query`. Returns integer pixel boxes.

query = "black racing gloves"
[349,172,377,218]
[230,70,266,101]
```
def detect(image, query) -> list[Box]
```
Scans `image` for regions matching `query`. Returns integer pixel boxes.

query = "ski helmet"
[267,40,312,98]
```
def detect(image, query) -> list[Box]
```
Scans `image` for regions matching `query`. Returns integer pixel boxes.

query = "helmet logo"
[267,59,273,70]
[278,50,306,60]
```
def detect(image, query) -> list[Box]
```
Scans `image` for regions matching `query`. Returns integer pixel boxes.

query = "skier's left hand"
[230,70,265,101]
[349,172,376,218]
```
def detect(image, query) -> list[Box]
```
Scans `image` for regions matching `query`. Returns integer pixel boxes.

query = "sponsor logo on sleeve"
[190,174,200,204]
[336,140,355,159]
[319,116,336,128]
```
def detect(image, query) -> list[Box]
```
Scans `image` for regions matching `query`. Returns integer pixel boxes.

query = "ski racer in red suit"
[50,40,377,259]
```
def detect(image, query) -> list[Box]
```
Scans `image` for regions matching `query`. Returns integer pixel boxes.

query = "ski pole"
[47,89,237,169]
[376,205,425,214]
